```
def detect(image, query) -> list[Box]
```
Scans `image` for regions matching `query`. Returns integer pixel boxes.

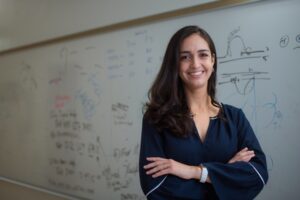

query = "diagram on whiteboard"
[218,27,269,64]
[217,28,282,133]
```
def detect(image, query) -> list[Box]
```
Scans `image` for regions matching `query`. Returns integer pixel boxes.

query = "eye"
[199,53,209,58]
[180,54,191,61]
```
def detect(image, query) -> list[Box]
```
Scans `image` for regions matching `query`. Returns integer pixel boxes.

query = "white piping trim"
[146,176,168,197]
[247,162,266,185]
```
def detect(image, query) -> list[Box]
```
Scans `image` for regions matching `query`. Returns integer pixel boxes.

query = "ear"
[211,53,215,65]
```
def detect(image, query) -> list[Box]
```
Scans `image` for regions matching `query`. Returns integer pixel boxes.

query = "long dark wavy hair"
[144,25,223,137]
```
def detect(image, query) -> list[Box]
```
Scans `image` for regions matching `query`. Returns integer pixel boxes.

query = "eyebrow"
[180,49,210,54]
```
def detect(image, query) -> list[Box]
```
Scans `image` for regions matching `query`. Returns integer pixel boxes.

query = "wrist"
[191,166,202,180]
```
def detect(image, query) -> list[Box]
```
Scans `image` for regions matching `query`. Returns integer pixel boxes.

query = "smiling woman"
[139,26,268,200]
[179,33,215,94]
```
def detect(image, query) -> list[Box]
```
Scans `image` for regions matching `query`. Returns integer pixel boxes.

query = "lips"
[188,70,204,76]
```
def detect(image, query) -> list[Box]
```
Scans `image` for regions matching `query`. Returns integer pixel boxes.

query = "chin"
[186,82,207,90]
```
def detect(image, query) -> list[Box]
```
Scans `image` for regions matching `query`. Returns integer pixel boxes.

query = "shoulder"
[142,114,154,129]
[221,103,245,121]
[221,103,242,114]
[142,114,161,134]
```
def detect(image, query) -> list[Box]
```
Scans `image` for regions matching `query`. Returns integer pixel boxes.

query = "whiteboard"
[0,0,299,199]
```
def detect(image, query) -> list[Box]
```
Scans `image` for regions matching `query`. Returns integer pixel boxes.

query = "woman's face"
[179,33,215,91]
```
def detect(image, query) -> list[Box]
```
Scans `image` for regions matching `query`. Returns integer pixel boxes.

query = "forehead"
[180,33,210,51]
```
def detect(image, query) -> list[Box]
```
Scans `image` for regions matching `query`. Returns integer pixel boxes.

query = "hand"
[228,147,255,164]
[144,157,200,180]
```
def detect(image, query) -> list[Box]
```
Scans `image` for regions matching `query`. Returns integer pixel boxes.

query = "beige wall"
[0,0,214,51]
[0,180,68,200]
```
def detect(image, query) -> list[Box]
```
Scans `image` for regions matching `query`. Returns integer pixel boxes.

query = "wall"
[0,180,68,200]
[0,0,215,51]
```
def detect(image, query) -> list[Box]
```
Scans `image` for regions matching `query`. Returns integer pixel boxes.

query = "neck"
[185,89,211,114]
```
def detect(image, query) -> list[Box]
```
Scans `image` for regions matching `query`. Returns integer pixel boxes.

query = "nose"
[191,55,200,68]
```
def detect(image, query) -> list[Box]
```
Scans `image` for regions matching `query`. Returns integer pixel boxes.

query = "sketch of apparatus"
[218,68,270,96]
[218,27,269,64]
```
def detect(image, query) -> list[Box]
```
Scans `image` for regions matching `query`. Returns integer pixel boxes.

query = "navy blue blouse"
[139,104,268,200]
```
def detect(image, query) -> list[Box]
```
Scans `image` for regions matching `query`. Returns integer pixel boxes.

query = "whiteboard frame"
[0,0,260,55]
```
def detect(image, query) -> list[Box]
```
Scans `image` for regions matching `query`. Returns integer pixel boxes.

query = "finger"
[240,150,255,157]
[144,160,166,169]
[229,151,255,163]
[246,151,255,156]
[239,149,254,156]
[146,157,165,161]
[146,162,169,175]
[240,153,255,161]
[152,168,170,178]
[144,162,156,169]
[239,147,248,153]
[236,148,248,157]
[242,154,255,162]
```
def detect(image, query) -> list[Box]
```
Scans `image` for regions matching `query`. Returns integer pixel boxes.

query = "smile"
[188,71,204,76]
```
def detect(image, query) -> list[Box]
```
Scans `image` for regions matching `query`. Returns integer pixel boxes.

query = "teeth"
[189,71,203,76]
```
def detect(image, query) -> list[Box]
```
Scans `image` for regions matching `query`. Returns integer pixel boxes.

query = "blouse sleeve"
[204,109,269,200]
[139,116,171,199]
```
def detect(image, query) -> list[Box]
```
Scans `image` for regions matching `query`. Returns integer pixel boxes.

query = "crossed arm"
[143,147,255,183]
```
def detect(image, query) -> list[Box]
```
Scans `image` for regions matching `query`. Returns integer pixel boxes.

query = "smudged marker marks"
[19,62,38,91]
[111,102,133,126]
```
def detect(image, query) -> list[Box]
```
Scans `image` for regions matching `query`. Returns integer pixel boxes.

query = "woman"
[139,26,268,200]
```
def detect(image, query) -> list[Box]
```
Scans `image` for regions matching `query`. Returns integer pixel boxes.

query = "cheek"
[178,64,186,79]
[178,71,185,82]
[207,61,214,72]
[207,68,214,78]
